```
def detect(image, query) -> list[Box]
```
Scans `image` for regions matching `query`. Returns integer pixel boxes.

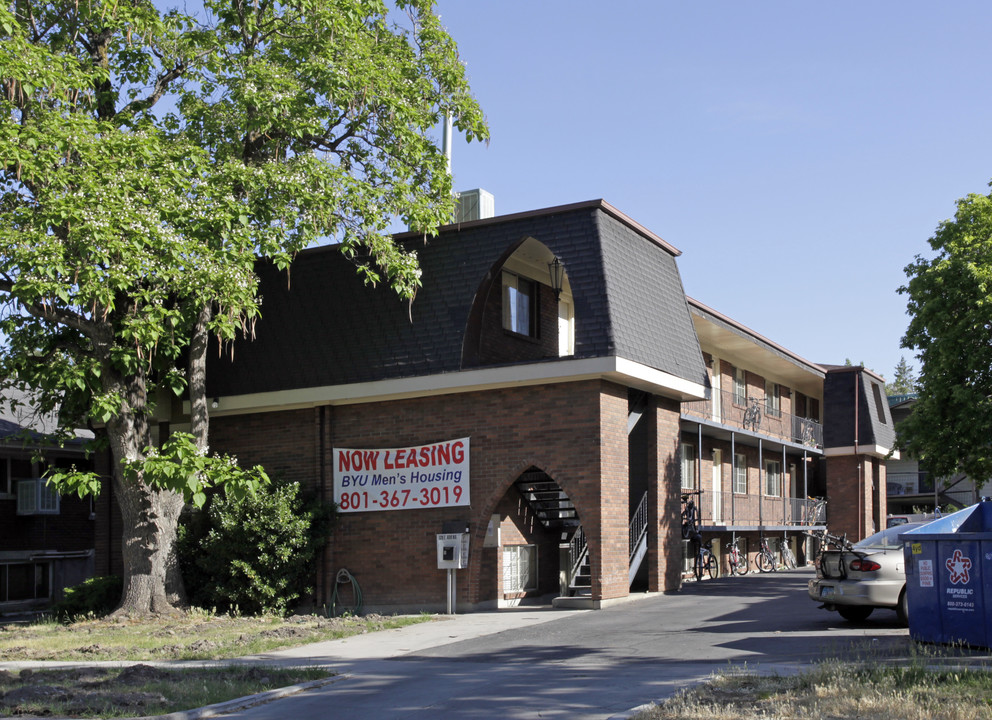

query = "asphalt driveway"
[223,568,916,720]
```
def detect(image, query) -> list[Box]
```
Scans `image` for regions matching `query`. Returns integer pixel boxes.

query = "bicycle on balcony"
[726,536,749,576]
[742,396,762,431]
[680,489,702,540]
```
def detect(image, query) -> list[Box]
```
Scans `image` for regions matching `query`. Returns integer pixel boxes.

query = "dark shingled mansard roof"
[207,200,706,397]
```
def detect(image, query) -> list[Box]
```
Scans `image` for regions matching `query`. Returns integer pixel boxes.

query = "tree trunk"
[105,368,185,617]
[188,302,212,451]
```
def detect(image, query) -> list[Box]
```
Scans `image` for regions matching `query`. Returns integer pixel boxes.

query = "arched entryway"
[488,466,583,607]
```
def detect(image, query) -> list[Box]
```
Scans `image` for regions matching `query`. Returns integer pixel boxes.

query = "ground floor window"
[502,545,537,593]
[0,562,51,602]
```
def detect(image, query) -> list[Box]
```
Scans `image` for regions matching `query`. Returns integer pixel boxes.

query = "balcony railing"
[682,388,823,449]
[887,472,934,496]
[688,489,826,528]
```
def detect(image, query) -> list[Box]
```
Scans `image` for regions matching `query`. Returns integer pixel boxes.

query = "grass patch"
[0,664,332,718]
[639,658,992,720]
[0,610,434,717]
[0,610,432,661]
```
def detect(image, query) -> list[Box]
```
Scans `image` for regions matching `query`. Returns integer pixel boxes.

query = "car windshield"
[855,523,924,550]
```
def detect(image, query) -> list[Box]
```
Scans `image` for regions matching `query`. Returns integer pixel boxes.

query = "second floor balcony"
[682,388,823,449]
[686,489,826,530]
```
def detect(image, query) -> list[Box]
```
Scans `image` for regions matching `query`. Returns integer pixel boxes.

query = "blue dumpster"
[901,501,992,648]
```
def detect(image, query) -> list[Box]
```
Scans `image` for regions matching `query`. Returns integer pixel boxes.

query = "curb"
[130,673,349,720]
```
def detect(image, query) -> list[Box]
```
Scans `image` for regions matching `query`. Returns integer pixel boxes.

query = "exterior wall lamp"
[548,257,565,301]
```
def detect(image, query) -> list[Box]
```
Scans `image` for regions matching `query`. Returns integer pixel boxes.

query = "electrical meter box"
[437,532,469,569]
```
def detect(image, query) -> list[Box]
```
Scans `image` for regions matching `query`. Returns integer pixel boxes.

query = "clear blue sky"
[433,1,992,382]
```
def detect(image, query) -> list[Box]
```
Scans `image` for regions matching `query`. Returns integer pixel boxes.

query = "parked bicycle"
[781,538,797,569]
[726,536,749,576]
[680,489,702,539]
[742,396,762,431]
[756,535,777,572]
[694,538,719,581]
[804,528,855,575]
[801,496,826,526]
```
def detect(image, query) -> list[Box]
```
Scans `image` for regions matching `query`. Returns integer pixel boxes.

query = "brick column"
[592,382,630,601]
[826,453,883,542]
[648,395,682,592]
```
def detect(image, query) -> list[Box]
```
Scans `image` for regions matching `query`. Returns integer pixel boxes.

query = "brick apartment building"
[0,390,110,612]
[196,198,895,612]
[4,198,896,613]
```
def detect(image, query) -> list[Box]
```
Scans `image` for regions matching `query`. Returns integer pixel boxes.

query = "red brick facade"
[209,378,685,611]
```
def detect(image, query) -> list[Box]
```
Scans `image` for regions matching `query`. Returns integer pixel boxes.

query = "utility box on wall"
[437,533,469,570]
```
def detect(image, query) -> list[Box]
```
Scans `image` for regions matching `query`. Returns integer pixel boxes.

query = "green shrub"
[178,480,332,615]
[51,575,123,621]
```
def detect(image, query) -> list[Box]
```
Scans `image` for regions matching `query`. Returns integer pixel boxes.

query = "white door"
[710,356,722,422]
[712,449,723,523]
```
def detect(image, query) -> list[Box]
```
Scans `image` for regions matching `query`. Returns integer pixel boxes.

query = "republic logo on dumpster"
[943,548,976,614]
[946,548,972,585]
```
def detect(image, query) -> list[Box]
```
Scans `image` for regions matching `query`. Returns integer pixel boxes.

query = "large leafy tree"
[900,185,992,482]
[0,0,486,615]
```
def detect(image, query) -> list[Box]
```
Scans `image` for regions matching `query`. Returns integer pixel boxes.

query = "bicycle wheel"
[694,553,703,581]
[733,552,749,576]
[783,548,797,569]
[705,554,719,580]
[756,551,773,573]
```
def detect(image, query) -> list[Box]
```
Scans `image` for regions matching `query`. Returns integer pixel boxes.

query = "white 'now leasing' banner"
[332,437,470,513]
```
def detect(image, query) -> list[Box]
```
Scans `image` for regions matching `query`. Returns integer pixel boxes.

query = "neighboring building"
[680,300,829,570]
[820,365,896,540]
[178,197,894,612]
[886,394,989,514]
[0,390,103,612]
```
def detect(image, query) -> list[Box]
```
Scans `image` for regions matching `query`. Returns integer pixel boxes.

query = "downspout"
[319,405,329,608]
[731,432,736,525]
[855,372,863,537]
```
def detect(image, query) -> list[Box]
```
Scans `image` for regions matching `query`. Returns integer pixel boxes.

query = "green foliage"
[50,576,123,621]
[178,480,333,615]
[0,0,485,612]
[900,184,992,479]
[886,356,919,396]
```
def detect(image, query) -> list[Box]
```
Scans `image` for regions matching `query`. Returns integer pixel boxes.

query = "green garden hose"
[329,568,363,617]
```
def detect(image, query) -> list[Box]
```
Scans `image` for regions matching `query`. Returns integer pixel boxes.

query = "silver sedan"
[808,522,926,623]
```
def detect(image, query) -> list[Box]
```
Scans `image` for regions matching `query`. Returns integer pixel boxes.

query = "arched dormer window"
[461,237,574,368]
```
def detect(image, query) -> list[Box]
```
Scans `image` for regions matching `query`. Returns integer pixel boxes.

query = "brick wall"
[825,453,883,541]
[211,379,651,611]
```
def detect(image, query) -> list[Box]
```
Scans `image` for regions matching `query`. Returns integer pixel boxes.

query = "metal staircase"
[565,491,650,596]
[513,470,578,529]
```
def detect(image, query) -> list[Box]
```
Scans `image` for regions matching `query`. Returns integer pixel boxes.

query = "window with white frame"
[733,453,747,494]
[502,271,538,337]
[502,544,537,593]
[681,443,697,490]
[765,459,782,497]
[16,478,59,515]
[765,381,781,417]
[733,366,747,405]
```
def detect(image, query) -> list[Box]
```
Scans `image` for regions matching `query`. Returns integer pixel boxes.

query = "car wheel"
[837,605,874,622]
[897,588,909,625]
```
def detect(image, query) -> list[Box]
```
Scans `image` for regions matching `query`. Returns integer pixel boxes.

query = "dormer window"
[502,271,538,338]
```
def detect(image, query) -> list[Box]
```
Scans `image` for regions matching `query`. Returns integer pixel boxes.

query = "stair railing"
[567,526,587,588]
[629,492,649,562]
